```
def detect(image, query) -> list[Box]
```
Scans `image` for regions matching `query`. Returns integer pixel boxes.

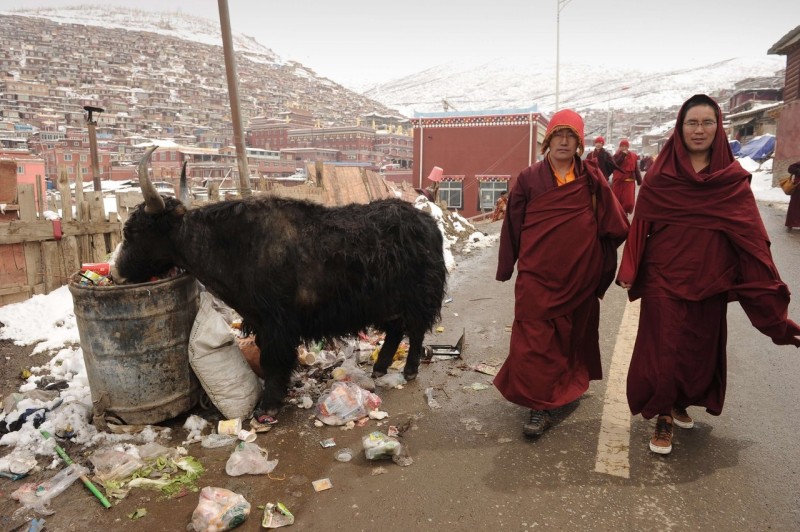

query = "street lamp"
[84,105,104,192]
[555,0,572,111]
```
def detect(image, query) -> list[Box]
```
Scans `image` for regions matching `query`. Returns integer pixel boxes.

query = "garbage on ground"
[332,357,376,391]
[0,448,38,477]
[423,329,465,361]
[237,429,256,443]
[189,292,262,420]
[424,387,442,409]
[190,486,251,532]
[249,416,275,433]
[201,433,238,449]
[11,463,88,515]
[218,418,242,436]
[312,478,332,492]
[319,438,336,448]
[183,414,210,444]
[473,363,499,376]
[262,502,294,528]
[27,518,46,532]
[225,442,278,476]
[334,448,354,462]
[362,431,401,460]
[375,372,407,388]
[91,444,204,500]
[369,409,389,420]
[315,381,381,426]
[41,429,111,509]
[128,508,147,520]
[464,382,491,391]
[369,342,408,370]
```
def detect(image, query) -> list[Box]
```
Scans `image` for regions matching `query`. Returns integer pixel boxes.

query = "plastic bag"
[225,442,278,476]
[90,449,143,484]
[11,463,88,515]
[331,358,376,391]
[375,372,407,388]
[201,433,238,449]
[190,486,250,532]
[315,382,382,426]
[189,292,262,420]
[362,431,401,460]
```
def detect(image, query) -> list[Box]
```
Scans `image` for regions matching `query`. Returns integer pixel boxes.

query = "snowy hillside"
[362,55,787,116]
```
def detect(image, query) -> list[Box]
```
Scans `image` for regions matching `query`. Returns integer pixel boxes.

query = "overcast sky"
[5,1,800,87]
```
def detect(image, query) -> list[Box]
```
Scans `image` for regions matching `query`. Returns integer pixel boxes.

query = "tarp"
[729,139,741,157]
[738,135,775,162]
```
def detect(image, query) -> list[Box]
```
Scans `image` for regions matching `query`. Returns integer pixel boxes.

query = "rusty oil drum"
[69,273,200,426]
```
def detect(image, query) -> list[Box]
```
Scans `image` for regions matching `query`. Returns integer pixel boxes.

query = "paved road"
[294,201,800,531]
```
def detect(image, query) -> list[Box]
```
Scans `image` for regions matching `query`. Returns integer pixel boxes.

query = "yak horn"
[138,146,164,213]
[179,161,190,206]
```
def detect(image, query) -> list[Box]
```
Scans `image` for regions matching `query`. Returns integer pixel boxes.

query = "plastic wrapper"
[375,372,407,388]
[225,442,278,476]
[90,449,143,484]
[362,431,401,460]
[11,463,88,515]
[331,358,376,391]
[315,381,382,426]
[201,433,239,449]
[190,486,250,532]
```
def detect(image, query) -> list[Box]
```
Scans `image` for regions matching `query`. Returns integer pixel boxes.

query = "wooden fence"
[0,175,122,306]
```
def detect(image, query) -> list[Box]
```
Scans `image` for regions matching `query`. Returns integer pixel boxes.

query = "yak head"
[111,146,189,284]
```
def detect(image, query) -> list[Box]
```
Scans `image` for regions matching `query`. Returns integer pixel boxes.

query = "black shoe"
[523,409,552,437]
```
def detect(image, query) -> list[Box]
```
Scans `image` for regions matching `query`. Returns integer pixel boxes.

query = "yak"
[113,147,448,415]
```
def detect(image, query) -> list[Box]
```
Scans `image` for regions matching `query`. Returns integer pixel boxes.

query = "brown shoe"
[649,415,673,454]
[671,407,694,429]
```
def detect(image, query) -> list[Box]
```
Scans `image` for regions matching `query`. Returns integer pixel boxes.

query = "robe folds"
[618,107,800,419]
[494,157,629,410]
[611,151,641,215]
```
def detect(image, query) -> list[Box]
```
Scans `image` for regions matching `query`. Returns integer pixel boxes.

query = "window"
[17,165,23,174]
[440,181,463,209]
[479,181,508,210]
[64,154,72,161]
[80,154,87,162]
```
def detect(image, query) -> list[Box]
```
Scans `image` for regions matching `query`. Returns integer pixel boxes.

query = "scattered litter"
[312,478,333,492]
[473,363,499,376]
[435,326,445,333]
[362,431,401,460]
[183,414,210,444]
[0,448,37,477]
[225,442,277,476]
[334,448,354,462]
[465,382,490,391]
[375,372,407,388]
[371,466,387,476]
[262,502,294,528]
[237,429,257,443]
[387,426,399,438]
[128,508,147,520]
[369,409,389,420]
[423,329,465,361]
[11,463,88,515]
[319,438,336,448]
[315,381,381,426]
[340,420,356,431]
[424,387,442,409]
[27,518,46,532]
[498,437,513,444]
[217,418,242,436]
[313,420,324,428]
[190,486,250,532]
[201,433,238,448]
[444,297,453,304]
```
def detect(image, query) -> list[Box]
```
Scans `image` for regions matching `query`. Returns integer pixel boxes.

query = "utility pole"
[84,105,104,192]
[555,0,572,111]
[218,0,252,197]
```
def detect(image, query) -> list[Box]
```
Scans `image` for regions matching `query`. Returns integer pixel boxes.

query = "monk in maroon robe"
[494,109,629,437]
[617,94,800,456]
[785,162,800,229]
[611,139,642,215]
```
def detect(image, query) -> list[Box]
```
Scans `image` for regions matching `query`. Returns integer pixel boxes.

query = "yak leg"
[371,321,404,378]
[403,328,425,381]
[257,330,298,416]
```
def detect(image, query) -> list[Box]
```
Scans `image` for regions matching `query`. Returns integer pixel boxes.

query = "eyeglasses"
[683,120,717,130]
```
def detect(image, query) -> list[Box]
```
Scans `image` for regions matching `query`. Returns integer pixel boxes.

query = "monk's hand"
[618,280,632,290]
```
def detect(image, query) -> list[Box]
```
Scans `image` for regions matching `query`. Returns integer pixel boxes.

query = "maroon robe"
[611,151,641,214]
[494,156,629,410]
[617,95,800,419]
[786,175,800,228]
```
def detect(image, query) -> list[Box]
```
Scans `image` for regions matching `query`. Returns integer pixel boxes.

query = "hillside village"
[0,9,797,211]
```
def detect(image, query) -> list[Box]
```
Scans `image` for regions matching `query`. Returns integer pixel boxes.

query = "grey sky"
[4,1,798,86]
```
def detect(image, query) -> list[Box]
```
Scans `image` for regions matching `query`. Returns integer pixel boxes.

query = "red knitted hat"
[594,136,605,144]
[619,138,630,147]
[542,109,585,155]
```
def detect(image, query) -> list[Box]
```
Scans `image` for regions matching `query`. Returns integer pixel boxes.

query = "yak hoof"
[403,371,418,381]
[371,369,387,379]
[255,405,280,418]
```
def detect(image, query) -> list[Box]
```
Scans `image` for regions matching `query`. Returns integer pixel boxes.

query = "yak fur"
[114,194,447,414]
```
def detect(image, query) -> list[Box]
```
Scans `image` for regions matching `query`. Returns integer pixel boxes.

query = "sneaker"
[523,409,553,437]
[649,415,673,455]
[671,407,694,429]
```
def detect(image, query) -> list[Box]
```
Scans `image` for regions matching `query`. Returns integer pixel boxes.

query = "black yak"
[113,147,447,415]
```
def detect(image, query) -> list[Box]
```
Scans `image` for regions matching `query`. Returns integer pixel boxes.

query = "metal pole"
[84,106,103,192]
[218,0,252,197]
[555,1,560,111]
[418,122,424,189]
